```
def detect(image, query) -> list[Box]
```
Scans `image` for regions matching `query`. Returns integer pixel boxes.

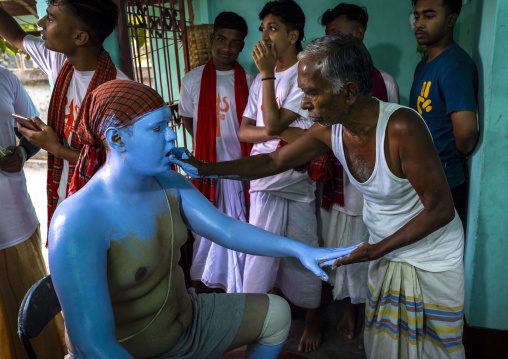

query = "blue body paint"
[49,106,358,358]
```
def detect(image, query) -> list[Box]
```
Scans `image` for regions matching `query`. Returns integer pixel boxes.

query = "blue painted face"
[119,106,177,176]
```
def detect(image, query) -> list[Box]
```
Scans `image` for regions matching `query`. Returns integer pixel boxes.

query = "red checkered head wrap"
[69,80,167,194]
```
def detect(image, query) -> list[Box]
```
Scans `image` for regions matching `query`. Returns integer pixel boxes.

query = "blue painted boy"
[49,80,354,359]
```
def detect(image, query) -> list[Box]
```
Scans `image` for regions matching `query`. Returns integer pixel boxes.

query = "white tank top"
[331,101,463,272]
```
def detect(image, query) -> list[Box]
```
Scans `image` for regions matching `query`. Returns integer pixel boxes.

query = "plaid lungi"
[365,258,465,359]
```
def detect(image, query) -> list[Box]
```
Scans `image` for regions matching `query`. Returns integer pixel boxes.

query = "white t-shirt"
[379,70,400,104]
[178,65,255,162]
[0,66,39,249]
[243,62,315,203]
[23,35,130,204]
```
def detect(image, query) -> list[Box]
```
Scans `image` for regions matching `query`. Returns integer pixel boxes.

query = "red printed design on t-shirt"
[216,92,230,137]
[260,97,280,111]
[63,98,79,142]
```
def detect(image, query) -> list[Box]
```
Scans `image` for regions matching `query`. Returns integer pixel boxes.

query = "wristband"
[261,76,276,81]
[18,146,28,166]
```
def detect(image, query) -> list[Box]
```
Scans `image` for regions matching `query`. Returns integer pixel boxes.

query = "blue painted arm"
[159,171,358,281]
[48,197,133,358]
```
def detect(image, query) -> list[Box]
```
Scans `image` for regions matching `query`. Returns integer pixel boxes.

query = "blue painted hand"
[168,147,200,178]
[316,244,362,268]
[299,244,361,281]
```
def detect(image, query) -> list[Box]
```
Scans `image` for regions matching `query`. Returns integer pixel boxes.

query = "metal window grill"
[115,0,192,151]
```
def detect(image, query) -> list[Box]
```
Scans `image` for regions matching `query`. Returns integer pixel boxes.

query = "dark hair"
[411,0,462,16]
[48,0,118,43]
[259,0,305,52]
[214,11,248,39]
[298,32,373,96]
[320,3,368,30]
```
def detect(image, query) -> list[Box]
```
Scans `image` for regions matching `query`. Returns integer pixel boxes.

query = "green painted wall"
[200,0,479,106]
[463,0,508,330]
[202,0,436,106]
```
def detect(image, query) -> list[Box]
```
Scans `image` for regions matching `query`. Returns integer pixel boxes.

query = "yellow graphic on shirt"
[216,92,230,137]
[417,81,432,115]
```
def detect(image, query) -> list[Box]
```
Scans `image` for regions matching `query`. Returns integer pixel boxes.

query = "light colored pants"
[0,226,66,359]
[320,206,369,303]
[190,178,248,293]
[243,192,321,309]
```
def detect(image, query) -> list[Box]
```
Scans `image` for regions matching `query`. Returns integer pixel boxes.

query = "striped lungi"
[364,258,465,359]
[0,226,66,359]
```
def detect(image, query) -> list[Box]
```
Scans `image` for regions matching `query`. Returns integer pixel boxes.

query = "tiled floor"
[281,301,367,359]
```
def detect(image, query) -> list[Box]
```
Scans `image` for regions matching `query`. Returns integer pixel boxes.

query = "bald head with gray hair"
[297,32,373,96]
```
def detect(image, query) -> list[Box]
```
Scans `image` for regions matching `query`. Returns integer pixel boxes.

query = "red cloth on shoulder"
[192,58,252,206]
[46,48,116,229]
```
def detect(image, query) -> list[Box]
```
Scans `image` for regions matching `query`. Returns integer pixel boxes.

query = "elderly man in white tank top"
[170,32,466,359]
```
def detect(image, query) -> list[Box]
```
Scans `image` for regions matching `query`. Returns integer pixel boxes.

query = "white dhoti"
[190,179,247,293]
[242,191,321,309]
[320,207,370,303]
[317,169,370,304]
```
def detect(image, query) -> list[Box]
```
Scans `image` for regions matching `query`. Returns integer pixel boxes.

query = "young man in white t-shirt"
[0,0,128,225]
[178,12,255,294]
[239,0,321,353]
[0,66,65,358]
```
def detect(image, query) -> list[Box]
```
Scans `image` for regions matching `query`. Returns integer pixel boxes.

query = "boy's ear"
[74,29,90,46]
[354,26,366,41]
[447,12,458,28]
[105,128,125,153]
[289,29,299,45]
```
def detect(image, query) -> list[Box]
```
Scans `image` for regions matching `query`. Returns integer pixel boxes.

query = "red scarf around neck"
[192,58,252,206]
[46,48,116,231]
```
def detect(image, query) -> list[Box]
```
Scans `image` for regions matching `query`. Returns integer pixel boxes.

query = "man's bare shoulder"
[309,122,333,135]
[388,107,430,139]
[306,122,333,147]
